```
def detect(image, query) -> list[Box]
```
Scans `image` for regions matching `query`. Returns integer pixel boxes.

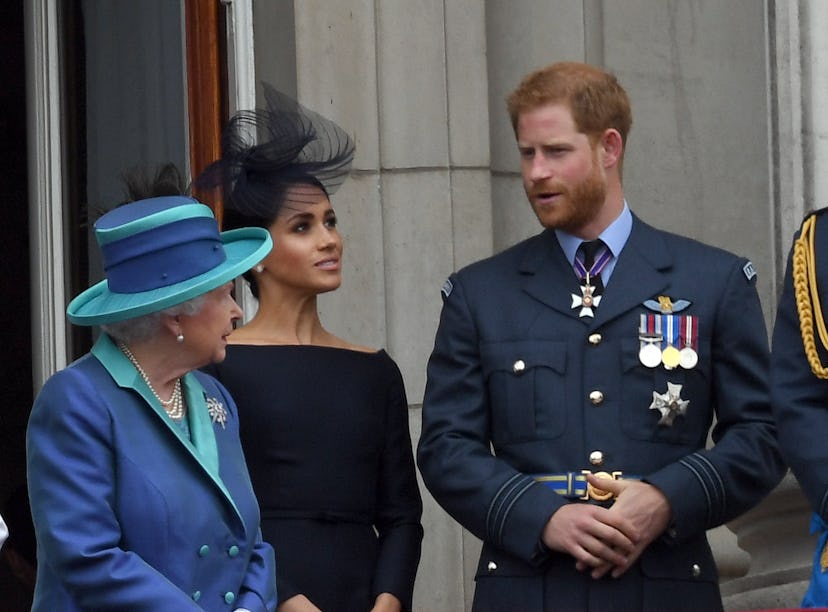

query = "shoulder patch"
[743,261,756,282]
[441,278,454,298]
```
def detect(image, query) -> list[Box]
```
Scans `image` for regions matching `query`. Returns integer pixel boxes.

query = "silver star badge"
[649,382,689,426]
[571,283,602,318]
[206,396,227,429]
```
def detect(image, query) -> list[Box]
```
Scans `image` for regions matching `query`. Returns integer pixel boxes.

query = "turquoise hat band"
[95,202,214,245]
[66,227,272,326]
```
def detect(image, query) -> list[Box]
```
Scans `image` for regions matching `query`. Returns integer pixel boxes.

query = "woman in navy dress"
[199,86,423,612]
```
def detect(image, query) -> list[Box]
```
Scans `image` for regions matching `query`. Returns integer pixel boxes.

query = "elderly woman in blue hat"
[26,196,278,611]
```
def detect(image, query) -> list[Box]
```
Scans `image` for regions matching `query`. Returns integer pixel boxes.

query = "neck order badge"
[571,240,610,318]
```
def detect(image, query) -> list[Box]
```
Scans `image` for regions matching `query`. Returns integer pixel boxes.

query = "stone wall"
[252,1,816,609]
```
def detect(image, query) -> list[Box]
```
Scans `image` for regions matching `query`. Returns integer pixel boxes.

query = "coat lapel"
[520,230,584,317]
[517,218,672,326]
[91,334,244,525]
[182,375,243,523]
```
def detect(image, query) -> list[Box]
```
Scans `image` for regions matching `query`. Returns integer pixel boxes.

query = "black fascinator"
[196,83,355,225]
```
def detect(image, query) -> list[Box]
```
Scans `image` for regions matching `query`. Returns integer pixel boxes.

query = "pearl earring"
[254,264,264,273]
[177,332,184,343]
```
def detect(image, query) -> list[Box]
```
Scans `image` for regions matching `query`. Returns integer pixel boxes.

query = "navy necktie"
[578,239,606,294]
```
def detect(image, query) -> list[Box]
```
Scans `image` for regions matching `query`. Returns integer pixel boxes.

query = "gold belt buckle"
[581,470,623,501]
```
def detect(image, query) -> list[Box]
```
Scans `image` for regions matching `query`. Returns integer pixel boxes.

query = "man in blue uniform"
[772,208,828,607]
[417,61,785,611]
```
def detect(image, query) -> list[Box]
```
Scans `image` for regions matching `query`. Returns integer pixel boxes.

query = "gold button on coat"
[589,390,604,405]
[512,359,526,373]
[588,333,602,345]
[589,451,604,466]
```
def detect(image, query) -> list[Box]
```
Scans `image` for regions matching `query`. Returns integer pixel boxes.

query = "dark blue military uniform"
[772,207,828,607]
[418,214,785,611]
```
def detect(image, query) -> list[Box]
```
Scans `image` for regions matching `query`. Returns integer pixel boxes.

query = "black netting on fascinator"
[196,83,355,224]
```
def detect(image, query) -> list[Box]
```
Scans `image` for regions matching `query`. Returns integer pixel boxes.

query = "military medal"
[658,313,681,369]
[571,245,611,318]
[639,339,663,368]
[679,347,698,369]
[639,315,664,367]
[641,298,698,370]
[649,382,690,426]
[661,345,681,368]
[678,315,699,369]
[571,273,602,318]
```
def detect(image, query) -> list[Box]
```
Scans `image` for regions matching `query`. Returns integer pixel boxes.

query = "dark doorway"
[0,3,34,608]
[0,0,32,521]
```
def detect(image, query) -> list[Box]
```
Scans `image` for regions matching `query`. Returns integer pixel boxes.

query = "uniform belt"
[532,470,640,502]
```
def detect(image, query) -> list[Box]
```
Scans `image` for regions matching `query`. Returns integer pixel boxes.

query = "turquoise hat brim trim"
[66,227,272,326]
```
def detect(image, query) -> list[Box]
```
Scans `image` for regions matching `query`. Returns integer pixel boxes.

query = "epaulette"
[793,210,828,378]
[802,206,828,225]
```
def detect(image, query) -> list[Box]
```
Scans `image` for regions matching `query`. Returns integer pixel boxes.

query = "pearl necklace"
[117,341,185,420]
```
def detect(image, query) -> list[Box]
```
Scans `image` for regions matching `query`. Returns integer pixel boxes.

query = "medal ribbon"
[662,315,680,350]
[640,314,661,338]
[680,315,698,350]
[639,314,662,368]
[574,244,612,282]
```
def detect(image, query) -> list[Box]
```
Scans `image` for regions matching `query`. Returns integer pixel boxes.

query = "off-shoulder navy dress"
[205,345,423,611]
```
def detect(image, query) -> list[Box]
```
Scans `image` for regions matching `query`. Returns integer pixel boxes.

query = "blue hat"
[66,196,272,326]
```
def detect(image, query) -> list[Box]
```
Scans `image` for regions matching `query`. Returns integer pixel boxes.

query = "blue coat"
[27,334,277,611]
[771,208,828,607]
[418,216,785,611]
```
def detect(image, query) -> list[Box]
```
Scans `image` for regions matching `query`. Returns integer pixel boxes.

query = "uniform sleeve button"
[691,563,701,578]
[228,545,240,557]
[191,590,201,602]
[487,561,497,573]
[588,390,604,405]
[198,545,210,557]
[512,359,526,374]
[224,591,236,604]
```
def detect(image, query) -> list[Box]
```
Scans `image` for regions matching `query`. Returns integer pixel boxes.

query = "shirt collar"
[555,201,633,265]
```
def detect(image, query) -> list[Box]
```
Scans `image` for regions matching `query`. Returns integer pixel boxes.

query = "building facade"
[14,1,826,609]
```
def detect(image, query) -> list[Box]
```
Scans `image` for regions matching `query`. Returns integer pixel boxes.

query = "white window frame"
[26,0,67,391]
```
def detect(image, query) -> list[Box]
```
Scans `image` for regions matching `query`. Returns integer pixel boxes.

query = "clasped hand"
[540,474,671,579]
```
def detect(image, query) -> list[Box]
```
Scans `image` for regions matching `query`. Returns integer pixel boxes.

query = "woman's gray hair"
[101,294,208,344]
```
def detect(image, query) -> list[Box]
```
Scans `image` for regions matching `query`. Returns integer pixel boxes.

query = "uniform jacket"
[772,208,828,607]
[27,334,277,611]
[418,215,785,611]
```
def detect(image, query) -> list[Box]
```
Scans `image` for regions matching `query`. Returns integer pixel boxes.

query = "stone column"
[293,2,493,610]
[722,474,814,610]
